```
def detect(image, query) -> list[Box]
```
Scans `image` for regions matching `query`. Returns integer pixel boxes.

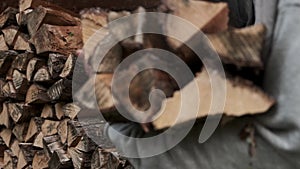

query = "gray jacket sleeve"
[106,0,300,168]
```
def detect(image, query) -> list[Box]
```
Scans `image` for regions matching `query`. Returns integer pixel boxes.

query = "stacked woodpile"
[0,0,276,169]
[0,0,133,169]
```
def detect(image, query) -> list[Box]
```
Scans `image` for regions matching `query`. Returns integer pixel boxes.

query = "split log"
[59,53,76,79]
[0,51,18,75]
[33,132,44,149]
[48,149,73,169]
[11,52,34,72]
[0,35,9,50]
[24,117,44,142]
[91,148,123,169]
[19,0,78,16]
[54,103,65,120]
[12,69,29,94]
[40,104,55,119]
[26,6,80,36]
[163,0,229,34]
[57,119,69,144]
[26,57,45,82]
[25,84,50,104]
[0,103,12,128]
[16,9,32,26]
[80,8,108,44]
[0,7,18,28]
[68,147,93,169]
[32,150,49,169]
[3,150,17,169]
[48,53,67,79]
[0,129,12,147]
[41,120,60,137]
[47,79,72,101]
[62,103,80,120]
[10,139,20,157]
[67,120,84,147]
[13,31,31,51]
[17,143,36,169]
[162,0,229,64]
[8,103,40,123]
[2,81,25,100]
[153,70,275,129]
[74,118,115,149]
[30,24,83,54]
[2,26,31,51]
[32,66,52,83]
[12,122,29,142]
[207,24,266,68]
[42,134,62,156]
[75,135,97,154]
[81,10,123,74]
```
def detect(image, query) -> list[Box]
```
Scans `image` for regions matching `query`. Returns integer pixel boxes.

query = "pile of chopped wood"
[0,1,133,169]
[0,0,275,169]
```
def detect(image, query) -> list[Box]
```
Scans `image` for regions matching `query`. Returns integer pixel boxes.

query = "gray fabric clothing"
[106,0,300,168]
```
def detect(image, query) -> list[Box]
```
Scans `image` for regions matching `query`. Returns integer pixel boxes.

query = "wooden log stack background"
[0,0,134,168]
[0,0,276,168]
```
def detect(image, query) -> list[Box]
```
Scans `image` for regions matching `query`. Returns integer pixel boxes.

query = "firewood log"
[10,139,20,157]
[207,24,266,68]
[17,143,36,169]
[24,117,44,142]
[16,9,32,26]
[67,120,84,147]
[0,7,18,28]
[30,24,83,54]
[26,57,45,82]
[153,70,275,129]
[68,147,93,169]
[0,129,12,147]
[12,69,29,94]
[42,134,62,156]
[90,148,120,169]
[26,6,80,36]
[41,120,60,137]
[32,66,52,83]
[62,103,80,120]
[48,53,67,79]
[54,103,65,120]
[47,79,72,101]
[33,132,43,149]
[40,104,55,119]
[25,84,50,104]
[32,150,49,169]
[48,149,73,169]
[0,103,12,128]
[8,103,41,123]
[80,8,108,45]
[3,150,17,169]
[57,119,69,144]
[2,81,25,100]
[19,0,78,17]
[12,122,29,142]
[0,51,18,75]
[59,53,76,79]
[0,35,9,51]
[11,52,34,72]
[2,26,31,51]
